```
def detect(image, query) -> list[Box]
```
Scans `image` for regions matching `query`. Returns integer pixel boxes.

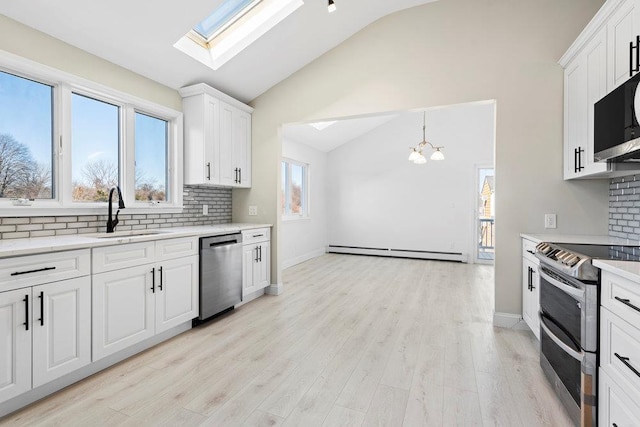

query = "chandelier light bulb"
[408,149,421,162]
[413,153,427,164]
[430,149,445,161]
[328,0,336,12]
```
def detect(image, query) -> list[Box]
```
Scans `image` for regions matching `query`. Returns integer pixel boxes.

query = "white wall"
[280,138,328,268]
[234,0,609,317]
[327,104,494,260]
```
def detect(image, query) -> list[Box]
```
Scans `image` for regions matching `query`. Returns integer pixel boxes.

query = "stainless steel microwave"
[594,72,640,162]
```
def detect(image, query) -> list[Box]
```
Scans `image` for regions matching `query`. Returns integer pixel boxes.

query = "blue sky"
[0,71,166,191]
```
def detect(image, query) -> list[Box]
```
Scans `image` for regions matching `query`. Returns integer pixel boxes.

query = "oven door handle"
[539,312,584,362]
[538,266,585,302]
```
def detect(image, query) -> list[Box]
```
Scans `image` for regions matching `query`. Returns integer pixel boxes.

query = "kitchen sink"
[84,230,168,238]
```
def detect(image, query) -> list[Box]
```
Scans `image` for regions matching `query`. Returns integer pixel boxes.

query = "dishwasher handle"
[200,233,242,249]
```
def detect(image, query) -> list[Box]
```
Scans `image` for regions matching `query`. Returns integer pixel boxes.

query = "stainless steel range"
[534,242,640,427]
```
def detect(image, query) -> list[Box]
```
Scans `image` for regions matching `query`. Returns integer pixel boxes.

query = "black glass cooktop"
[552,243,640,262]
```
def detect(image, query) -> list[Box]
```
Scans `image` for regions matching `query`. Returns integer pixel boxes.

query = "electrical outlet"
[545,213,557,229]
[249,205,258,216]
[202,204,208,215]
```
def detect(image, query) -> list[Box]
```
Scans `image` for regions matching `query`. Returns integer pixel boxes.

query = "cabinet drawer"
[522,238,539,263]
[601,307,640,399]
[602,271,640,327]
[599,368,640,427]
[242,228,270,244]
[92,242,155,274]
[155,237,198,261]
[0,250,90,292]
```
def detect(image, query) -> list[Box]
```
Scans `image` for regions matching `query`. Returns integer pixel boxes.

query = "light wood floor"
[1,254,573,426]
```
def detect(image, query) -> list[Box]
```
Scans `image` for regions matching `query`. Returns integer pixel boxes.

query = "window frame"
[0,51,183,216]
[281,157,309,221]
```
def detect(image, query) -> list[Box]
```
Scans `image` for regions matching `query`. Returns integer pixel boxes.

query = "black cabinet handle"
[234,168,238,184]
[159,266,163,291]
[11,266,56,276]
[238,168,242,184]
[151,268,156,293]
[255,246,259,263]
[614,296,640,313]
[206,162,211,180]
[574,148,578,173]
[23,294,29,331]
[631,35,640,77]
[526,250,535,255]
[38,291,44,327]
[527,266,531,291]
[253,234,264,238]
[578,146,584,171]
[530,268,536,290]
[614,353,640,379]
[258,245,262,262]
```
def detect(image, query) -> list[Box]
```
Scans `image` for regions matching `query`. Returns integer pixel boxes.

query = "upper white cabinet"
[560,0,640,179]
[180,83,252,188]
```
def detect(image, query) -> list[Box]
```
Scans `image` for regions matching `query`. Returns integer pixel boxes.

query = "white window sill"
[0,205,184,217]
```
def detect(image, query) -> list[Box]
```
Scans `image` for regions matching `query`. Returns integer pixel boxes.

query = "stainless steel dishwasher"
[198,233,243,322]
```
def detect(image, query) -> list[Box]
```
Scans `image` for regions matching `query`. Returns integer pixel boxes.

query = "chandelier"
[408,111,445,164]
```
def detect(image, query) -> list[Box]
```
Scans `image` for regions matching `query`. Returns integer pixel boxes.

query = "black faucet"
[106,186,125,233]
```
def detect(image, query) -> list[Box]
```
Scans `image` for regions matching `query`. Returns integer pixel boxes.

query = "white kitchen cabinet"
[607,0,640,91]
[599,269,640,425]
[521,238,540,339]
[180,83,253,188]
[32,277,91,388]
[155,255,199,334]
[563,27,610,179]
[0,289,31,403]
[559,0,640,179]
[92,238,199,360]
[0,250,91,405]
[242,228,271,298]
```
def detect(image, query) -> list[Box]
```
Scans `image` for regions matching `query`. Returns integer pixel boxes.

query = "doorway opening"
[476,166,495,263]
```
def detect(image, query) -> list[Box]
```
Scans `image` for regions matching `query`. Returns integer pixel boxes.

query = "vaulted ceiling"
[0,0,439,103]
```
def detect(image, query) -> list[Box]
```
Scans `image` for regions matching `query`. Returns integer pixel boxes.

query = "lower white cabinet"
[0,276,91,403]
[242,229,271,298]
[92,252,198,361]
[522,238,540,339]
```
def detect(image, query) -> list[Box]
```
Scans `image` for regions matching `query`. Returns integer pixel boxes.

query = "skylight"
[175,0,304,71]
[193,0,262,41]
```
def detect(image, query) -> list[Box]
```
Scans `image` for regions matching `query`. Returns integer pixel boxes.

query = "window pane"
[135,112,167,202]
[290,163,303,214]
[194,0,259,39]
[0,71,53,199]
[71,94,119,202]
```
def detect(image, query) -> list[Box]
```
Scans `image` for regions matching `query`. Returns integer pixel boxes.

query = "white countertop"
[520,233,638,246]
[0,223,271,259]
[594,259,640,283]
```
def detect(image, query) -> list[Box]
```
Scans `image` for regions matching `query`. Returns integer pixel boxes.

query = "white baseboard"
[266,282,283,296]
[327,245,465,262]
[282,248,326,269]
[493,311,529,330]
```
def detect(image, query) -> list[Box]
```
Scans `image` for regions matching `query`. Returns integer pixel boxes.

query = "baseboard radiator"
[327,245,465,262]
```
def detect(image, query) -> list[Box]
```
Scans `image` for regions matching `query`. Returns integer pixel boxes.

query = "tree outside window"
[282,159,308,217]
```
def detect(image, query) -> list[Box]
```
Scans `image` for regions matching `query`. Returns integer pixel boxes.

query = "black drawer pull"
[614,296,640,313]
[159,266,163,291]
[526,250,535,255]
[615,353,640,379]
[151,268,156,293]
[253,234,264,238]
[11,266,56,276]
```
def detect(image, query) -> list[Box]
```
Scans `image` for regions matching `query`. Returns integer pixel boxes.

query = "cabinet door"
[183,94,219,185]
[234,109,251,188]
[92,265,155,361]
[155,256,199,334]
[564,57,587,180]
[32,277,91,388]
[584,27,610,176]
[522,257,540,339]
[218,102,236,186]
[242,245,256,298]
[253,242,270,291]
[608,0,639,91]
[0,289,31,403]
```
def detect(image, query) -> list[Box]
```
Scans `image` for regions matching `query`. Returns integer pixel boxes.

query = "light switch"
[203,204,208,215]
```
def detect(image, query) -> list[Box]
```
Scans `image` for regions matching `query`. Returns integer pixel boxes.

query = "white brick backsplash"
[0,185,231,240]
[610,175,640,243]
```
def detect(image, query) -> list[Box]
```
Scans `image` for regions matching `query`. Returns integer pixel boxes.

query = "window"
[0,71,54,199]
[135,112,168,202]
[0,53,183,214]
[281,159,308,218]
[193,0,262,40]
[71,93,120,202]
